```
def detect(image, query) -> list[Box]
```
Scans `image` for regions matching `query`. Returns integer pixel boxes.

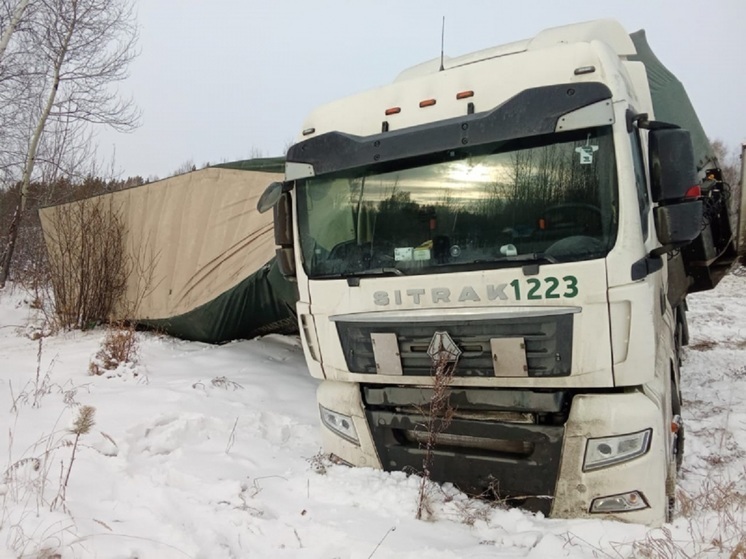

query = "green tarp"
[629,30,718,172]
[141,257,298,343]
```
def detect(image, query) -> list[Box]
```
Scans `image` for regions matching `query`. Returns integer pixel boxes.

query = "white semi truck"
[259,19,743,525]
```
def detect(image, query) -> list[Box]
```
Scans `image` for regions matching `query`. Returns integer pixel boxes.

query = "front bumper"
[316,381,667,525]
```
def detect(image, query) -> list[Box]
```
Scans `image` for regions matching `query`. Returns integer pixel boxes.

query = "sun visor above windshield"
[286,82,613,179]
[555,100,615,133]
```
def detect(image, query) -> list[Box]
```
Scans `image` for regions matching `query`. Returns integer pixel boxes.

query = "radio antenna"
[439,16,445,71]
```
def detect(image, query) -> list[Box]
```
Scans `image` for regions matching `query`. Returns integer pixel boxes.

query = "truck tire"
[666,414,683,522]
[667,374,684,522]
[674,305,687,369]
[671,379,685,472]
[666,459,677,523]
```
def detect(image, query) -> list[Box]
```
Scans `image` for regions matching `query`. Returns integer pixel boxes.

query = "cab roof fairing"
[285,82,614,180]
[292,42,634,148]
[392,19,636,83]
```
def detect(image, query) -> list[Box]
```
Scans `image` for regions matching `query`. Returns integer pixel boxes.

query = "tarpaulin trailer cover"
[39,162,298,343]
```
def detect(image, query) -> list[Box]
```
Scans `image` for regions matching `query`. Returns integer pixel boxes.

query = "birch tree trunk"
[0,2,73,287]
[0,0,30,61]
[0,0,138,288]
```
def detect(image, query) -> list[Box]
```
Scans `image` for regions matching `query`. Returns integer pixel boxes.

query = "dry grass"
[210,376,244,391]
[43,197,129,330]
[560,474,746,558]
[630,526,686,559]
[679,475,746,553]
[50,406,96,512]
[88,322,138,376]
[306,450,333,475]
[688,337,719,351]
[415,353,458,520]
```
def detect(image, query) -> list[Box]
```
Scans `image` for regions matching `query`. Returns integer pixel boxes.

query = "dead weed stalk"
[88,322,138,376]
[667,473,746,558]
[416,351,457,520]
[50,406,96,512]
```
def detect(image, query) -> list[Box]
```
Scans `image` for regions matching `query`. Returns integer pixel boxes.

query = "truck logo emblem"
[427,331,461,365]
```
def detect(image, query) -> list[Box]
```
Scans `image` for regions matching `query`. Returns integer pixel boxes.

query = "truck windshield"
[297,126,617,278]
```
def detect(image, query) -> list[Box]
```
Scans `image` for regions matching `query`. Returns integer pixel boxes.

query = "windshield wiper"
[351,267,405,277]
[433,252,558,275]
[340,267,404,286]
[344,267,405,286]
[345,267,405,284]
[499,252,558,264]
[314,267,405,282]
[464,253,558,267]
[499,252,558,275]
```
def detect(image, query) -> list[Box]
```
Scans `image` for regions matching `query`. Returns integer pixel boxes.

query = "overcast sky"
[96,0,746,180]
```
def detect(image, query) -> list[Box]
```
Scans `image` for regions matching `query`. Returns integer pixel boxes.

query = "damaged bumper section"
[317,381,667,524]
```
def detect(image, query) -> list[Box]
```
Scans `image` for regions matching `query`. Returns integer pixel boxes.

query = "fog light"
[584,429,651,471]
[590,491,649,513]
[330,454,353,466]
[319,405,359,445]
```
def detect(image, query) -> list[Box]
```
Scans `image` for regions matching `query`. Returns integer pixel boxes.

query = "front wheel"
[665,458,677,523]
[666,388,685,522]
[672,386,685,472]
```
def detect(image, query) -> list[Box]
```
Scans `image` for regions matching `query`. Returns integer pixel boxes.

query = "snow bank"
[1,271,745,558]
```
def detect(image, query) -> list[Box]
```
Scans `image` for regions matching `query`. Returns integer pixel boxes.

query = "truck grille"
[334,312,574,377]
[362,385,568,514]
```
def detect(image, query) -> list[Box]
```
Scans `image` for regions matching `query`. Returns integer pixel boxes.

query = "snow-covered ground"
[1,271,745,558]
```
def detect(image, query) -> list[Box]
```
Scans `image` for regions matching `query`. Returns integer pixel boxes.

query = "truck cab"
[261,19,742,525]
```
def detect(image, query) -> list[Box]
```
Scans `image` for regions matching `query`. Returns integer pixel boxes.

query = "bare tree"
[710,139,742,228]
[0,0,139,287]
[172,158,197,176]
[0,0,31,61]
[43,196,129,329]
[0,1,38,186]
[711,139,740,188]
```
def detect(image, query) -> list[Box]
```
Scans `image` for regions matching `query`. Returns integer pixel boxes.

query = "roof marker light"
[574,66,596,75]
[419,99,436,108]
[456,90,474,100]
[385,107,401,116]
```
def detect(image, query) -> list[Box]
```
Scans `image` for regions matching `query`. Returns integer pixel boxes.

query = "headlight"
[319,405,359,445]
[583,429,651,471]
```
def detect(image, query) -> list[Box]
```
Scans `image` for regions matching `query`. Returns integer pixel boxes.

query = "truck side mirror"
[648,128,698,202]
[274,191,296,278]
[648,128,703,248]
[257,181,285,213]
[654,200,702,246]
